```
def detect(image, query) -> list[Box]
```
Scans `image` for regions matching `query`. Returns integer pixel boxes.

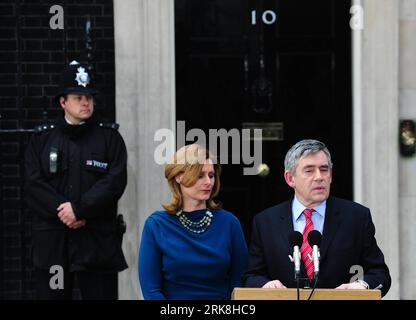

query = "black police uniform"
[24,61,128,299]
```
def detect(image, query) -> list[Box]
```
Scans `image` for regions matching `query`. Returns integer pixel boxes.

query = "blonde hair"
[163,144,222,214]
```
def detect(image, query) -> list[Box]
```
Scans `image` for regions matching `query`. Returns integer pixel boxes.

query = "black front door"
[174,0,352,240]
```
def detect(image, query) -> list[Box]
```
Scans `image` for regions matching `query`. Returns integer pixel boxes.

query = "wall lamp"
[400,120,416,157]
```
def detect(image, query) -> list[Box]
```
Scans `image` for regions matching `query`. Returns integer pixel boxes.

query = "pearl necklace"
[176,210,213,234]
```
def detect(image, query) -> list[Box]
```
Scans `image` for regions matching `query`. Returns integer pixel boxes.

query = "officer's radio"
[49,147,58,173]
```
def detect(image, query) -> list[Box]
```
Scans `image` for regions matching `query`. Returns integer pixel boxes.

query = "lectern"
[232,288,381,300]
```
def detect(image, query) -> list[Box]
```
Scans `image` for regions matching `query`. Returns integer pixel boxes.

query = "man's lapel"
[276,199,295,255]
[319,196,341,262]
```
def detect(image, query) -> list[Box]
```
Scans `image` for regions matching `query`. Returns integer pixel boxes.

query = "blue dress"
[138,209,248,300]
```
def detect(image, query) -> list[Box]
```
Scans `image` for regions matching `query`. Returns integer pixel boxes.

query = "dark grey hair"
[284,139,333,175]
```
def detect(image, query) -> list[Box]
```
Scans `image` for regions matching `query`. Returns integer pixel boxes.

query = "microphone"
[288,231,303,279]
[307,230,322,279]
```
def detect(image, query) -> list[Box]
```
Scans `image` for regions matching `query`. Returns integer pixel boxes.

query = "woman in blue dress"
[138,144,248,300]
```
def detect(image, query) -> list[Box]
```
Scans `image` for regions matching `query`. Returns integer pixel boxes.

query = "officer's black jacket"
[25,116,128,272]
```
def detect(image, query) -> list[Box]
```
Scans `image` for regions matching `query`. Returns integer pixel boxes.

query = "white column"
[399,0,416,300]
[354,0,400,299]
[113,0,176,299]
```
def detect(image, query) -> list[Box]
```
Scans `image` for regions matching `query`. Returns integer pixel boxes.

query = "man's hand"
[69,219,86,229]
[262,280,287,289]
[57,202,78,227]
[335,282,367,290]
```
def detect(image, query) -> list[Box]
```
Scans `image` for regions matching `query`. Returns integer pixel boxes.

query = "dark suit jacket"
[242,196,391,297]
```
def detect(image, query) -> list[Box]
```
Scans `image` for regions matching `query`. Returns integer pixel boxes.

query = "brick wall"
[0,0,116,299]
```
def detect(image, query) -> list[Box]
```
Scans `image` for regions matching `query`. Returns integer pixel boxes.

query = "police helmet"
[55,60,98,99]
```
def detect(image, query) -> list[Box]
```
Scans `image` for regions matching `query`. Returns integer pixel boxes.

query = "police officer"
[25,61,128,299]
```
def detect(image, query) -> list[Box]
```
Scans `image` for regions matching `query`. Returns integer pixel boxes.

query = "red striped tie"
[301,208,315,279]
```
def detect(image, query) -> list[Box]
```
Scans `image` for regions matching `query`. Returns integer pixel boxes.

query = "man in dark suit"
[242,139,391,297]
